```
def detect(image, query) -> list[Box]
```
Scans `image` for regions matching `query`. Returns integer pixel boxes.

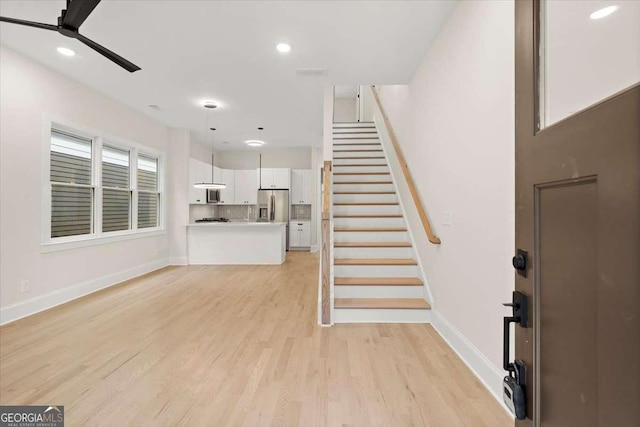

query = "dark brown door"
[515,1,640,426]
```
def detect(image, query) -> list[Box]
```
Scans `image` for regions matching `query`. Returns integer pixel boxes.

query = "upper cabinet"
[214,167,235,204]
[234,169,258,204]
[189,158,207,204]
[259,168,290,189]
[291,169,313,204]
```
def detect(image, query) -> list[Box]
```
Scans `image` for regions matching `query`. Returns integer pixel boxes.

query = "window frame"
[41,118,166,253]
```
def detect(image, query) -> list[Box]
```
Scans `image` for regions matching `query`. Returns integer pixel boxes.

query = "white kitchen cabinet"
[291,169,313,204]
[234,169,258,204]
[214,167,235,204]
[259,168,290,189]
[290,221,311,248]
[189,158,207,204]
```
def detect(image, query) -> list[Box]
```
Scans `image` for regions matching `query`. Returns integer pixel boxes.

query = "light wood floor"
[0,252,510,426]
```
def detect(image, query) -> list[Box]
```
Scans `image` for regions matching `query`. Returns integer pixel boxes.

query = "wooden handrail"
[320,160,332,324]
[369,86,441,244]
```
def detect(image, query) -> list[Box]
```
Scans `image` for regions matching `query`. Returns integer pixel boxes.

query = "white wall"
[333,97,357,122]
[168,129,190,265]
[377,0,514,401]
[0,46,171,323]
[213,148,312,170]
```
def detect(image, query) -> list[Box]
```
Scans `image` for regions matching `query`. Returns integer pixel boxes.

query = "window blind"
[137,154,159,229]
[50,130,93,238]
[102,145,131,232]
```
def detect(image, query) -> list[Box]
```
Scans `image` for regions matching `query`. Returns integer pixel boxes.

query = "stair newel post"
[321,160,332,325]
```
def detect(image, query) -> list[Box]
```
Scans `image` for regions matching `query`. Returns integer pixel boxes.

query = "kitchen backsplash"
[189,205,216,223]
[291,204,311,220]
[217,204,258,221]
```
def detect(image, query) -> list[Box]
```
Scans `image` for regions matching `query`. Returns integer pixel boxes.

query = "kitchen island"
[187,222,287,265]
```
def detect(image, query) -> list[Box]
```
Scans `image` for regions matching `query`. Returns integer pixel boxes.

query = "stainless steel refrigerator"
[257,189,290,250]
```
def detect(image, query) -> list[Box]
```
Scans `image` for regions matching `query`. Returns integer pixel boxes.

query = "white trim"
[0,258,169,326]
[170,256,188,266]
[310,244,318,252]
[431,310,514,419]
[41,229,166,253]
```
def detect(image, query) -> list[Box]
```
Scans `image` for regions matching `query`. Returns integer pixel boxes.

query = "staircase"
[332,122,431,323]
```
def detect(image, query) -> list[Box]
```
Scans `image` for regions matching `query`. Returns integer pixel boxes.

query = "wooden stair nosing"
[332,164,388,167]
[333,137,379,140]
[334,227,407,232]
[333,156,386,160]
[333,181,393,185]
[333,143,381,146]
[333,191,396,195]
[333,214,403,218]
[334,172,390,175]
[333,202,399,206]
[334,298,431,310]
[335,277,423,286]
[333,241,412,247]
[334,258,417,266]
[333,149,384,153]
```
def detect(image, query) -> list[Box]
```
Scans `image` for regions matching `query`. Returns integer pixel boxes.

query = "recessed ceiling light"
[276,43,291,53]
[148,104,160,110]
[590,5,618,19]
[245,140,265,147]
[203,102,218,109]
[57,47,75,57]
[257,127,264,130]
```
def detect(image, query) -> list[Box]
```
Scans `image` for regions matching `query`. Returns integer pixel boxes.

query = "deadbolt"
[512,249,528,278]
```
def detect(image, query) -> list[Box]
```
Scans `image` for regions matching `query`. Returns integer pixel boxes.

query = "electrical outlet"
[21,279,30,293]
[443,211,453,226]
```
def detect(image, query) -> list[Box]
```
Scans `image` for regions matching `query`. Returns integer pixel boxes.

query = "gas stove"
[195,217,230,223]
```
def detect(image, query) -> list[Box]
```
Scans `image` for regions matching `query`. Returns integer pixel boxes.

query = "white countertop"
[187,221,286,228]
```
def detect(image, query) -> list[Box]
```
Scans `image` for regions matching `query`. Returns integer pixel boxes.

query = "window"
[45,125,164,248]
[102,145,131,232]
[50,130,94,238]
[137,154,159,229]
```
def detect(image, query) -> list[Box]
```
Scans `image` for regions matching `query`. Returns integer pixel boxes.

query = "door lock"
[502,291,528,420]
[512,249,528,277]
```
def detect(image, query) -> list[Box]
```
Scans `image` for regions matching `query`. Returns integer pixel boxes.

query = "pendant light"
[193,103,226,189]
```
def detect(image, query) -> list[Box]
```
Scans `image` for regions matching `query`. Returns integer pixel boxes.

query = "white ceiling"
[0,0,456,150]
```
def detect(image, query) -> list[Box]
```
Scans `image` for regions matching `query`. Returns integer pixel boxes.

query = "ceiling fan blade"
[63,0,101,29]
[0,16,57,31]
[76,33,141,72]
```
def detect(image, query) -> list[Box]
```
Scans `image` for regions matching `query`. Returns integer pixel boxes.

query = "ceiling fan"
[0,0,140,72]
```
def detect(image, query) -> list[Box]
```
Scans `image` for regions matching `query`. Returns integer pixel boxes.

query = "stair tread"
[334,227,407,232]
[334,241,411,247]
[335,298,430,309]
[333,164,388,167]
[334,258,417,265]
[334,172,390,175]
[333,202,399,205]
[333,156,386,160]
[333,150,384,152]
[333,214,403,218]
[335,277,423,286]
[333,143,381,146]
[334,191,395,195]
[333,181,393,185]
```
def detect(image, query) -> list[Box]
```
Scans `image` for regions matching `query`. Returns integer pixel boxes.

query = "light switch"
[443,211,452,226]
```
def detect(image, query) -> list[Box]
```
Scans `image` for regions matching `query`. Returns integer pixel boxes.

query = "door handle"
[502,291,528,420]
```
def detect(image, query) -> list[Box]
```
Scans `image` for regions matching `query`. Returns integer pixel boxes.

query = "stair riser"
[333,134,379,140]
[333,151,384,159]
[334,231,408,242]
[334,174,391,183]
[333,205,402,215]
[333,122,375,128]
[334,247,413,258]
[333,217,405,227]
[333,183,395,192]
[333,194,397,204]
[333,158,388,166]
[335,286,425,298]
[334,265,419,277]
[332,165,389,173]
[333,308,431,323]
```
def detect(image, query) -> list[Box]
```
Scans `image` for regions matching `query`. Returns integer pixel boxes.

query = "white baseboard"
[169,256,188,266]
[310,245,318,252]
[431,310,514,418]
[0,258,169,326]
